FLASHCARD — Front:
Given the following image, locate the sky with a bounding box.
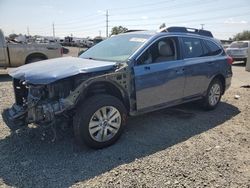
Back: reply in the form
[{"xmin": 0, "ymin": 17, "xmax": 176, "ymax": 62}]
[{"xmin": 0, "ymin": 0, "xmax": 250, "ymax": 39}]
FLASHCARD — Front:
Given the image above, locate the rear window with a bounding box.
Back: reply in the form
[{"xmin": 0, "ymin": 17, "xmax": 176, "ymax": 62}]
[
  {"xmin": 230, "ymin": 42, "xmax": 248, "ymax": 48},
  {"xmin": 182, "ymin": 37, "xmax": 204, "ymax": 58},
  {"xmin": 204, "ymin": 40, "xmax": 222, "ymax": 56}
]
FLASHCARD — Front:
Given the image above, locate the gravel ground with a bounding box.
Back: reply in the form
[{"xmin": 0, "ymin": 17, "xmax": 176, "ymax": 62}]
[{"xmin": 0, "ymin": 60, "xmax": 249, "ymax": 188}]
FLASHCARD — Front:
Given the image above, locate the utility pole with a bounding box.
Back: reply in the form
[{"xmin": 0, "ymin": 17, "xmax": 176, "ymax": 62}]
[
  {"xmin": 27, "ymin": 26, "xmax": 30, "ymax": 36},
  {"xmin": 106, "ymin": 10, "xmax": 109, "ymax": 38},
  {"xmin": 201, "ymin": 24, "xmax": 205, "ymax": 30},
  {"xmin": 99, "ymin": 30, "xmax": 102, "ymax": 37},
  {"xmin": 52, "ymin": 22, "xmax": 55, "ymax": 39}
]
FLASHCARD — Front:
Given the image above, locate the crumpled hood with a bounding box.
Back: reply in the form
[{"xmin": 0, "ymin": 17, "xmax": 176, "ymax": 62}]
[{"xmin": 9, "ymin": 57, "xmax": 117, "ymax": 84}]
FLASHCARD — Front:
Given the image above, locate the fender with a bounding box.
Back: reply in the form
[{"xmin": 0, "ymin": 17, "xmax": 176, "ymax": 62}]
[{"xmin": 61, "ymin": 67, "xmax": 133, "ymax": 112}]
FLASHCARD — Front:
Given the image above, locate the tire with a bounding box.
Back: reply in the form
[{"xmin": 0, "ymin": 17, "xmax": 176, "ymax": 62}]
[
  {"xmin": 26, "ymin": 57, "xmax": 45, "ymax": 64},
  {"xmin": 203, "ymin": 78, "xmax": 223, "ymax": 110},
  {"xmin": 73, "ymin": 94, "xmax": 127, "ymax": 149},
  {"xmin": 243, "ymin": 59, "xmax": 247, "ymax": 65}
]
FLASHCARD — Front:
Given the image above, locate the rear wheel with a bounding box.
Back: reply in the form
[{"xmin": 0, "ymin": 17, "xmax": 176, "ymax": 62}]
[
  {"xmin": 203, "ymin": 79, "xmax": 223, "ymax": 110},
  {"xmin": 73, "ymin": 94, "xmax": 127, "ymax": 149},
  {"xmin": 26, "ymin": 57, "xmax": 45, "ymax": 64}
]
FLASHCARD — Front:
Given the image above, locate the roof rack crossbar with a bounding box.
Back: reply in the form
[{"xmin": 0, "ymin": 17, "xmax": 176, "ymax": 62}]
[{"xmin": 162, "ymin": 26, "xmax": 213, "ymax": 37}]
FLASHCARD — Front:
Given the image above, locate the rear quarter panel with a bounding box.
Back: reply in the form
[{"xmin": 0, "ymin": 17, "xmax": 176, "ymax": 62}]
[
  {"xmin": 7, "ymin": 43, "xmax": 62, "ymax": 67},
  {"xmin": 204, "ymin": 55, "xmax": 232, "ymax": 94}
]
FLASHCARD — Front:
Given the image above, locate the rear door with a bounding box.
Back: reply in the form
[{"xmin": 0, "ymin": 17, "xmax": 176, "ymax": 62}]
[
  {"xmin": 181, "ymin": 37, "xmax": 223, "ymax": 98},
  {"xmin": 133, "ymin": 36, "xmax": 186, "ymax": 110}
]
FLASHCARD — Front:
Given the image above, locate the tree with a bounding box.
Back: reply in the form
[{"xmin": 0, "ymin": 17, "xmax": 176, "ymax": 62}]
[
  {"xmin": 233, "ymin": 30, "xmax": 250, "ymax": 41},
  {"xmin": 110, "ymin": 26, "xmax": 128, "ymax": 35},
  {"xmin": 9, "ymin": 33, "xmax": 18, "ymax": 40},
  {"xmin": 159, "ymin": 23, "xmax": 166, "ymax": 29}
]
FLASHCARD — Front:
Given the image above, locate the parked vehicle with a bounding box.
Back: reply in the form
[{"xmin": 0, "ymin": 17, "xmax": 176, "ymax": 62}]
[
  {"xmin": 62, "ymin": 47, "xmax": 69, "ymax": 54},
  {"xmin": 226, "ymin": 41, "xmax": 250, "ymax": 63},
  {"xmin": 0, "ymin": 29, "xmax": 62, "ymax": 68},
  {"xmin": 2, "ymin": 27, "xmax": 232, "ymax": 149}
]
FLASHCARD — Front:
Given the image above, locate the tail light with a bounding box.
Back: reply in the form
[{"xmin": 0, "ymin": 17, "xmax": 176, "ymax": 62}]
[{"xmin": 227, "ymin": 56, "xmax": 233, "ymax": 65}]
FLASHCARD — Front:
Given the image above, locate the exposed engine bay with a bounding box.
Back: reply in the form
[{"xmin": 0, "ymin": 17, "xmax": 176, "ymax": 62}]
[
  {"xmin": 4, "ymin": 77, "xmax": 75, "ymax": 129},
  {"xmin": 2, "ymin": 65, "xmax": 132, "ymax": 137},
  {"xmin": 1, "ymin": 54, "xmax": 133, "ymax": 143}
]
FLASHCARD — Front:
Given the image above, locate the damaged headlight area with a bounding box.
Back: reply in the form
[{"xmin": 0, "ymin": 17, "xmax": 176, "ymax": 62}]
[{"xmin": 2, "ymin": 78, "xmax": 75, "ymax": 131}]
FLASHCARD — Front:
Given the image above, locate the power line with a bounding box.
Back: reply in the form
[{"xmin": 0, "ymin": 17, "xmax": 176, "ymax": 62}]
[
  {"xmin": 27, "ymin": 26, "xmax": 29, "ymax": 36},
  {"xmin": 109, "ymin": 0, "xmax": 173, "ymax": 11},
  {"xmin": 52, "ymin": 22, "xmax": 55, "ymax": 38},
  {"xmin": 55, "ymin": 14, "xmax": 103, "ymax": 25},
  {"xmin": 55, "ymin": 20, "xmax": 105, "ymax": 30},
  {"xmin": 21, "ymin": 1, "xmax": 250, "ymax": 38},
  {"xmin": 110, "ymin": 3, "xmax": 248, "ymax": 22},
  {"xmin": 110, "ymin": 0, "xmax": 211, "ymax": 16},
  {"xmin": 114, "ymin": 12, "xmax": 250, "ymax": 28},
  {"xmin": 201, "ymin": 24, "xmax": 205, "ymax": 30},
  {"xmin": 106, "ymin": 10, "xmax": 109, "ymax": 37}
]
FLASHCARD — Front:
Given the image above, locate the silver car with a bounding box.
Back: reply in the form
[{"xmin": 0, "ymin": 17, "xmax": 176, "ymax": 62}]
[{"xmin": 226, "ymin": 41, "xmax": 249, "ymax": 63}]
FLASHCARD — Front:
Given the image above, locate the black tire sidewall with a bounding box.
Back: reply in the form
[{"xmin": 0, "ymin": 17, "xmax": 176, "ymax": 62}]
[
  {"xmin": 73, "ymin": 94, "xmax": 127, "ymax": 149},
  {"xmin": 26, "ymin": 57, "xmax": 44, "ymax": 64}
]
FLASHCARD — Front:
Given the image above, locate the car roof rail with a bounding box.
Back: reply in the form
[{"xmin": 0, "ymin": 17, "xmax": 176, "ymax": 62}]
[
  {"xmin": 159, "ymin": 26, "xmax": 213, "ymax": 38},
  {"xmin": 124, "ymin": 30, "xmax": 146, "ymax": 33}
]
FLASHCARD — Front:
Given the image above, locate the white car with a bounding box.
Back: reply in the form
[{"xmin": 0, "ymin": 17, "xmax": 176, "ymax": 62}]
[{"xmin": 226, "ymin": 41, "xmax": 249, "ymax": 63}]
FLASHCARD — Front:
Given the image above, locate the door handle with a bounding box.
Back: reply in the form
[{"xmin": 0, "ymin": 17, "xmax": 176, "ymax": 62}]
[
  {"xmin": 144, "ymin": 66, "xmax": 151, "ymax": 70},
  {"xmin": 208, "ymin": 61, "xmax": 215, "ymax": 65}
]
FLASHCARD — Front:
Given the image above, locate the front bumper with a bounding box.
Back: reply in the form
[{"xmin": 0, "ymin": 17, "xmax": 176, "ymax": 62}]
[
  {"xmin": 2, "ymin": 107, "xmax": 26, "ymax": 131},
  {"xmin": 2, "ymin": 99, "xmax": 67, "ymax": 131}
]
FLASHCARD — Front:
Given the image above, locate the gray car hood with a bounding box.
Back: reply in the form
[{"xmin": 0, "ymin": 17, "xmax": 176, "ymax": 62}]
[{"xmin": 9, "ymin": 57, "xmax": 117, "ymax": 84}]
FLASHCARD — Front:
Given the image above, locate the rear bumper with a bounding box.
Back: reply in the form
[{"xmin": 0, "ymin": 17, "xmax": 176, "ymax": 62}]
[
  {"xmin": 232, "ymin": 57, "xmax": 247, "ymax": 62},
  {"xmin": 225, "ymin": 76, "xmax": 232, "ymax": 91}
]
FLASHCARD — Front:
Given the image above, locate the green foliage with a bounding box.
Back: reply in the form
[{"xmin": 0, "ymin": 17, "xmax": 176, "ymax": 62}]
[
  {"xmin": 9, "ymin": 33, "xmax": 18, "ymax": 40},
  {"xmin": 110, "ymin": 26, "xmax": 128, "ymax": 35},
  {"xmin": 233, "ymin": 30, "xmax": 250, "ymax": 41},
  {"xmin": 159, "ymin": 23, "xmax": 166, "ymax": 29}
]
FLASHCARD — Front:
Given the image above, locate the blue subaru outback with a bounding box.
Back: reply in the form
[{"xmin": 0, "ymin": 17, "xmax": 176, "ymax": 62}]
[{"xmin": 3, "ymin": 27, "xmax": 233, "ymax": 148}]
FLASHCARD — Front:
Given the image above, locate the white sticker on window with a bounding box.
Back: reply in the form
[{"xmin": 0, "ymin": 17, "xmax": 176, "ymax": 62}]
[{"xmin": 130, "ymin": 38, "xmax": 147, "ymax": 43}]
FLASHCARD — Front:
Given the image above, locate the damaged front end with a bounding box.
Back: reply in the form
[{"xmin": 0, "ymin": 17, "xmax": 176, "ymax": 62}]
[{"xmin": 2, "ymin": 78, "xmax": 75, "ymax": 131}]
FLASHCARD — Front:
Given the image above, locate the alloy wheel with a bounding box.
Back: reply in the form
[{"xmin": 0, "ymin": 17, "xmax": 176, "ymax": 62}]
[
  {"xmin": 208, "ymin": 83, "xmax": 221, "ymax": 106},
  {"xmin": 88, "ymin": 106, "xmax": 121, "ymax": 142}
]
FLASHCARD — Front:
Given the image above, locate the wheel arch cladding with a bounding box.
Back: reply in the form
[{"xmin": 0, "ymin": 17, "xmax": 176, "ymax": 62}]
[
  {"xmin": 212, "ymin": 74, "xmax": 226, "ymax": 94},
  {"xmin": 83, "ymin": 81, "xmax": 130, "ymax": 111}
]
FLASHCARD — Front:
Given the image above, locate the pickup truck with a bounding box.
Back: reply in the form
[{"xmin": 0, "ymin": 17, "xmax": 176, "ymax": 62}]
[{"xmin": 0, "ymin": 29, "xmax": 62, "ymax": 68}]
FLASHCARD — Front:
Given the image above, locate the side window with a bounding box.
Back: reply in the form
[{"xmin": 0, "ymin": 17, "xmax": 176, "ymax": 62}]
[
  {"xmin": 205, "ymin": 40, "xmax": 222, "ymax": 56},
  {"xmin": 137, "ymin": 37, "xmax": 178, "ymax": 65},
  {"xmin": 182, "ymin": 37, "xmax": 204, "ymax": 58}
]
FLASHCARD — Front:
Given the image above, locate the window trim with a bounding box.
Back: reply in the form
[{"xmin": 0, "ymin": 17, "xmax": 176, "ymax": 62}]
[
  {"xmin": 203, "ymin": 39, "xmax": 223, "ymax": 56},
  {"xmin": 135, "ymin": 36, "xmax": 181, "ymax": 66},
  {"xmin": 181, "ymin": 37, "xmax": 207, "ymax": 59},
  {"xmin": 180, "ymin": 36, "xmax": 223, "ymax": 60}
]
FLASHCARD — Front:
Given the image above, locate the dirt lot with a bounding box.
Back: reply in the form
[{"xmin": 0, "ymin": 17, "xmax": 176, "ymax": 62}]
[{"xmin": 0, "ymin": 60, "xmax": 249, "ymax": 187}]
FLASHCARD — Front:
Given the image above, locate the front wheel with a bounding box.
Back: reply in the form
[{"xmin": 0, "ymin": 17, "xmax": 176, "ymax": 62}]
[
  {"xmin": 73, "ymin": 94, "xmax": 127, "ymax": 149},
  {"xmin": 203, "ymin": 79, "xmax": 223, "ymax": 110}
]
